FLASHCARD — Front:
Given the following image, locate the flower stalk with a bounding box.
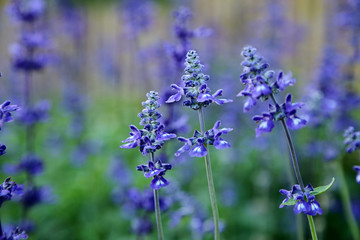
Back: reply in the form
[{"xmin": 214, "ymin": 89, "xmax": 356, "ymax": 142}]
[
  {"xmin": 198, "ymin": 108, "xmax": 220, "ymax": 239},
  {"xmin": 151, "ymin": 152, "xmax": 164, "ymax": 240}
]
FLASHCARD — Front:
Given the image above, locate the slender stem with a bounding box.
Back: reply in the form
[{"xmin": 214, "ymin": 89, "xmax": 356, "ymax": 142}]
[
  {"xmin": 336, "ymin": 159, "xmax": 360, "ymax": 240},
  {"xmin": 279, "ymin": 119, "xmax": 304, "ymax": 189},
  {"xmin": 270, "ymin": 94, "xmax": 318, "ymax": 239},
  {"xmin": 198, "ymin": 108, "xmax": 220, "ymax": 240},
  {"xmin": 150, "ymin": 152, "xmax": 164, "ymax": 240},
  {"xmin": 307, "ymin": 216, "xmax": 318, "ymax": 240}
]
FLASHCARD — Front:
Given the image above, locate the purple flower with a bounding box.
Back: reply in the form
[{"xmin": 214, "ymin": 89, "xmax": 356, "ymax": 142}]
[
  {"xmin": 165, "ymin": 84, "xmax": 184, "ymax": 103},
  {"xmin": 0, "ymin": 177, "xmax": 23, "ymax": 208},
  {"xmin": 293, "ymin": 197, "xmax": 310, "ymax": 215},
  {"xmin": 121, "ymin": 91, "xmax": 176, "ymax": 156},
  {"xmin": 120, "ymin": 125, "xmax": 142, "ymax": 149},
  {"xmin": 0, "ymin": 144, "xmax": 7, "ymax": 156},
  {"xmin": 167, "ymin": 50, "xmax": 232, "ymax": 110},
  {"xmin": 205, "ymin": 121, "xmax": 233, "ymax": 149},
  {"xmin": 253, "ymin": 113, "xmax": 275, "ymax": 137},
  {"xmin": 5, "ymin": 154, "xmax": 43, "ymax": 176},
  {"xmin": 7, "ymin": 0, "xmax": 45, "ymax": 22},
  {"xmin": 279, "ymin": 185, "xmax": 301, "ymax": 208},
  {"xmin": 17, "ymin": 100, "xmax": 50, "ymax": 126},
  {"xmin": 279, "ymin": 183, "xmax": 323, "ymax": 216},
  {"xmin": 189, "ymin": 138, "xmax": 207, "ymax": 157},
  {"xmin": 0, "ymin": 100, "xmax": 19, "ymax": 130},
  {"xmin": 354, "ymin": 166, "xmax": 360, "ymax": 184},
  {"xmin": 344, "ymin": 126, "xmax": 360, "ymax": 153},
  {"xmin": 175, "ymin": 137, "xmax": 192, "ymax": 157},
  {"xmin": 282, "ymin": 94, "xmax": 307, "ymax": 130},
  {"xmin": 305, "ymin": 193, "xmax": 323, "ymax": 216},
  {"xmin": 273, "ymin": 71, "xmax": 296, "ymax": 91},
  {"xmin": 137, "ymin": 160, "xmax": 172, "ymax": 190},
  {"xmin": 0, "ymin": 227, "xmax": 28, "ymax": 240}
]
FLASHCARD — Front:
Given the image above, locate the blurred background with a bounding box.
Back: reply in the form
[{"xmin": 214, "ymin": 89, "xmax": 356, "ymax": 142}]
[{"xmin": 0, "ymin": 0, "xmax": 359, "ymax": 239}]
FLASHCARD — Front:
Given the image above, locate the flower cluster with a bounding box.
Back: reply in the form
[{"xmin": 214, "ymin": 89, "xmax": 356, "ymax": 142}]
[
  {"xmin": 121, "ymin": 91, "xmax": 176, "ymax": 156},
  {"xmin": 18, "ymin": 100, "xmax": 50, "ymax": 126},
  {"xmin": 0, "ymin": 100, "xmax": 20, "ymax": 131},
  {"xmin": 137, "ymin": 160, "xmax": 172, "ymax": 190},
  {"xmin": 280, "ymin": 184, "xmax": 323, "ymax": 216},
  {"xmin": 344, "ymin": 126, "xmax": 360, "ymax": 184},
  {"xmin": 344, "ymin": 126, "xmax": 360, "ymax": 153},
  {"xmin": 166, "ymin": 7, "xmax": 212, "ymax": 69},
  {"xmin": 0, "ymin": 227, "xmax": 28, "ymax": 240},
  {"xmin": 0, "ymin": 177, "xmax": 23, "ymax": 208},
  {"xmin": 121, "ymin": 91, "xmax": 175, "ymax": 190},
  {"xmin": 175, "ymin": 121, "xmax": 232, "ymax": 158},
  {"xmin": 238, "ymin": 46, "xmax": 306, "ymax": 137},
  {"xmin": 166, "ymin": 50, "xmax": 232, "ymax": 110},
  {"xmin": 8, "ymin": 0, "xmax": 47, "ymax": 72}
]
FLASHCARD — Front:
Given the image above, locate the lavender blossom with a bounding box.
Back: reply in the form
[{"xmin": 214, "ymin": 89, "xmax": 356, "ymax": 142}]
[
  {"xmin": 354, "ymin": 166, "xmax": 360, "ymax": 184},
  {"xmin": 0, "ymin": 101, "xmax": 20, "ymax": 130},
  {"xmin": 0, "ymin": 227, "xmax": 28, "ymax": 240},
  {"xmin": 121, "ymin": 91, "xmax": 176, "ymax": 157},
  {"xmin": 0, "ymin": 178, "xmax": 23, "ymax": 208},
  {"xmin": 238, "ymin": 46, "xmax": 306, "ymax": 136},
  {"xmin": 166, "ymin": 50, "xmax": 232, "ymax": 109},
  {"xmin": 166, "ymin": 7, "xmax": 212, "ymax": 70},
  {"xmin": 120, "ymin": 91, "xmax": 176, "ymax": 239},
  {"xmin": 344, "ymin": 126, "xmax": 360, "ymax": 153},
  {"xmin": 279, "ymin": 184, "xmax": 323, "ymax": 216},
  {"xmin": 167, "ymin": 50, "xmax": 231, "ymax": 239}
]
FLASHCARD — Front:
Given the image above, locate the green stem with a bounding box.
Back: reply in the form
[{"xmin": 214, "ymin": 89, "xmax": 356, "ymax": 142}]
[
  {"xmin": 336, "ymin": 159, "xmax": 360, "ymax": 240},
  {"xmin": 150, "ymin": 152, "xmax": 164, "ymax": 240},
  {"xmin": 269, "ymin": 94, "xmax": 318, "ymax": 239},
  {"xmin": 307, "ymin": 216, "xmax": 318, "ymax": 240},
  {"xmin": 198, "ymin": 108, "xmax": 220, "ymax": 240}
]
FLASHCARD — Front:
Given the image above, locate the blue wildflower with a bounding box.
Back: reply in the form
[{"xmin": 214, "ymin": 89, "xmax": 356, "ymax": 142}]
[
  {"xmin": 0, "ymin": 227, "xmax": 28, "ymax": 240},
  {"xmin": 137, "ymin": 160, "xmax": 171, "ymax": 190},
  {"xmin": 238, "ymin": 46, "xmax": 307, "ymax": 136},
  {"xmin": 0, "ymin": 101, "xmax": 19, "ymax": 130},
  {"xmin": 120, "ymin": 91, "xmax": 176, "ymax": 156},
  {"xmin": 344, "ymin": 126, "xmax": 360, "ymax": 153},
  {"xmin": 166, "ymin": 50, "xmax": 232, "ymax": 110},
  {"xmin": 175, "ymin": 121, "xmax": 232, "ymax": 157},
  {"xmin": 0, "ymin": 177, "xmax": 23, "ymax": 208},
  {"xmin": 279, "ymin": 183, "xmax": 323, "ymax": 216},
  {"xmin": 354, "ymin": 166, "xmax": 360, "ymax": 184}
]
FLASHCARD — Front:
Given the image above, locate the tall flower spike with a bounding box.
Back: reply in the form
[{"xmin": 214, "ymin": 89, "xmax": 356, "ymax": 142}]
[
  {"xmin": 166, "ymin": 50, "xmax": 232, "ymax": 109},
  {"xmin": 167, "ymin": 50, "xmax": 232, "ymax": 239},
  {"xmin": 238, "ymin": 46, "xmax": 306, "ymax": 136},
  {"xmin": 121, "ymin": 91, "xmax": 176, "ymax": 156}
]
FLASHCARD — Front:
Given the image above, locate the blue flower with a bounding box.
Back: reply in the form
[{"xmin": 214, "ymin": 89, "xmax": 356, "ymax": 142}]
[
  {"xmin": 121, "ymin": 91, "xmax": 176, "ymax": 155},
  {"xmin": 1, "ymin": 227, "xmax": 28, "ymax": 240},
  {"xmin": 166, "ymin": 50, "xmax": 232, "ymax": 110},
  {"xmin": 344, "ymin": 126, "xmax": 360, "ymax": 153},
  {"xmin": 189, "ymin": 138, "xmax": 207, "ymax": 157},
  {"xmin": 0, "ymin": 177, "xmax": 23, "ymax": 208},
  {"xmin": 353, "ymin": 166, "xmax": 360, "ymax": 184},
  {"xmin": 205, "ymin": 121, "xmax": 232, "ymax": 149},
  {"xmin": 279, "ymin": 183, "xmax": 323, "ymax": 216},
  {"xmin": 252, "ymin": 113, "xmax": 275, "ymax": 137},
  {"xmin": 0, "ymin": 144, "xmax": 7, "ymax": 156},
  {"xmin": 137, "ymin": 160, "xmax": 171, "ymax": 190},
  {"xmin": 0, "ymin": 100, "xmax": 19, "ymax": 130},
  {"xmin": 282, "ymin": 94, "xmax": 307, "ymax": 130},
  {"xmin": 273, "ymin": 71, "xmax": 296, "ymax": 91}
]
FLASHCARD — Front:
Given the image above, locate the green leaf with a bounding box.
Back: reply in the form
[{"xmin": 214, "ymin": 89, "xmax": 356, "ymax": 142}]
[
  {"xmin": 310, "ymin": 177, "xmax": 335, "ymax": 196},
  {"xmin": 280, "ymin": 198, "xmax": 297, "ymax": 207}
]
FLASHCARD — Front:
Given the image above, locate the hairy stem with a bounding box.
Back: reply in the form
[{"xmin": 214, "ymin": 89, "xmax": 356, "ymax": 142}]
[
  {"xmin": 198, "ymin": 108, "xmax": 220, "ymax": 240},
  {"xmin": 336, "ymin": 159, "xmax": 360, "ymax": 240},
  {"xmin": 150, "ymin": 152, "xmax": 164, "ymax": 240}
]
